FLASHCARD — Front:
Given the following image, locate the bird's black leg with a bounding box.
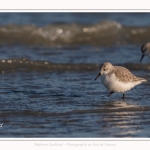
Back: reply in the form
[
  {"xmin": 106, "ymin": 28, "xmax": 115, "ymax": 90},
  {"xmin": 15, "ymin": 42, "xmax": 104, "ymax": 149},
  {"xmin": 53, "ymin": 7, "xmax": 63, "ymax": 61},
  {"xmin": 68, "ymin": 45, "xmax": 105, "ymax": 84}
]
[
  {"xmin": 108, "ymin": 91, "xmax": 114, "ymax": 97},
  {"xmin": 122, "ymin": 93, "xmax": 125, "ymax": 101}
]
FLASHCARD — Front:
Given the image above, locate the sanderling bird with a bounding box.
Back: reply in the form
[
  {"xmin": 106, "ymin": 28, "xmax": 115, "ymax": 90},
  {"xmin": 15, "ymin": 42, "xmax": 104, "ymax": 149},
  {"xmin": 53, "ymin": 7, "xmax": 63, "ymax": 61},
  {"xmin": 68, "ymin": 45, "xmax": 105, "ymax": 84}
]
[
  {"xmin": 140, "ymin": 42, "xmax": 150, "ymax": 62},
  {"xmin": 95, "ymin": 62, "xmax": 147, "ymax": 100}
]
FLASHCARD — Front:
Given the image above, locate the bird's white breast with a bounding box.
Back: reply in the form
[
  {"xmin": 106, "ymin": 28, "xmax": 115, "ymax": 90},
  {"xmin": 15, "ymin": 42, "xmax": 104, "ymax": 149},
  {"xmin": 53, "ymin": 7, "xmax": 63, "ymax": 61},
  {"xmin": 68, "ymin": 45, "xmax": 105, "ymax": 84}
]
[{"xmin": 100, "ymin": 73, "xmax": 140, "ymax": 93}]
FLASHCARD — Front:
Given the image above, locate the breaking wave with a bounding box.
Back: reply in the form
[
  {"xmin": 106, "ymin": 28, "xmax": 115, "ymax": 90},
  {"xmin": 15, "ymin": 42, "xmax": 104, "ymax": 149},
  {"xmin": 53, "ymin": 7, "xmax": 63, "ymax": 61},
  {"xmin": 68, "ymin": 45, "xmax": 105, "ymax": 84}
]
[{"xmin": 0, "ymin": 20, "xmax": 149, "ymax": 47}]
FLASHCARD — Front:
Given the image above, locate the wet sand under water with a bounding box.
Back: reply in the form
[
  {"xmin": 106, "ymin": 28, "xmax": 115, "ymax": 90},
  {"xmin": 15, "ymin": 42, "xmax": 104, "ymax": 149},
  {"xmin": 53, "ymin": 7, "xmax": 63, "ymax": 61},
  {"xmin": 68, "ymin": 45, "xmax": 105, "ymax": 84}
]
[
  {"xmin": 0, "ymin": 45, "xmax": 149, "ymax": 137},
  {"xmin": 0, "ymin": 47, "xmax": 149, "ymax": 138},
  {"xmin": 0, "ymin": 70, "xmax": 150, "ymax": 137}
]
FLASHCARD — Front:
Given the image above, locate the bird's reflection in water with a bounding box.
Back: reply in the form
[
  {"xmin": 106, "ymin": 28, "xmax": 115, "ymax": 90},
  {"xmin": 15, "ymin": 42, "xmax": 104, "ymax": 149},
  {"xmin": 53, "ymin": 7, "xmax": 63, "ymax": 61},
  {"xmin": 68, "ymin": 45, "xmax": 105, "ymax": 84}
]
[
  {"xmin": 99, "ymin": 100, "xmax": 143, "ymax": 137},
  {"xmin": 103, "ymin": 99, "xmax": 139, "ymax": 109}
]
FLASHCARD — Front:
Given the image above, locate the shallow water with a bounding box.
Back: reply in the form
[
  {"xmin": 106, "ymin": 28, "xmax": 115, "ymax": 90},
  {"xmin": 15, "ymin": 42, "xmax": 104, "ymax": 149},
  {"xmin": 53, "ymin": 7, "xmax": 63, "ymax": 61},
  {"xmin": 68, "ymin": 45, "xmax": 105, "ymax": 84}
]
[{"xmin": 0, "ymin": 13, "xmax": 150, "ymax": 137}]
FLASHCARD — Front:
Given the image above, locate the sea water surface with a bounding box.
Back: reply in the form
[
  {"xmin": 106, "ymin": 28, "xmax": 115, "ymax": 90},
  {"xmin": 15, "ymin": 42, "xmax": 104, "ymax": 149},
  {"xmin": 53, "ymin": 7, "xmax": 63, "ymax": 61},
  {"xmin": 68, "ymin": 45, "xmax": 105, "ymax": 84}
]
[{"xmin": 0, "ymin": 13, "xmax": 150, "ymax": 137}]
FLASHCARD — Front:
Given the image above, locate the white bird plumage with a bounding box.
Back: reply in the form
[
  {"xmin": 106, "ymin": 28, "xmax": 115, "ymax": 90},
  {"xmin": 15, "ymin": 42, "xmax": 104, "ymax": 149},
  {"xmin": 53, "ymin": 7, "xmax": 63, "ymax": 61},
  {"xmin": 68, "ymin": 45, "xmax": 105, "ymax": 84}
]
[{"xmin": 95, "ymin": 62, "xmax": 147, "ymax": 100}]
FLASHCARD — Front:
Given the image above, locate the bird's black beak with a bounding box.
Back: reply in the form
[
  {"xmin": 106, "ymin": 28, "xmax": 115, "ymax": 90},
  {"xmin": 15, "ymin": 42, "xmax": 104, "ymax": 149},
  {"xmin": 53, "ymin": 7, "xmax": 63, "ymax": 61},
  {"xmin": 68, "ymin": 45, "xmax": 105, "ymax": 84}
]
[
  {"xmin": 95, "ymin": 72, "xmax": 101, "ymax": 80},
  {"xmin": 140, "ymin": 54, "xmax": 144, "ymax": 62}
]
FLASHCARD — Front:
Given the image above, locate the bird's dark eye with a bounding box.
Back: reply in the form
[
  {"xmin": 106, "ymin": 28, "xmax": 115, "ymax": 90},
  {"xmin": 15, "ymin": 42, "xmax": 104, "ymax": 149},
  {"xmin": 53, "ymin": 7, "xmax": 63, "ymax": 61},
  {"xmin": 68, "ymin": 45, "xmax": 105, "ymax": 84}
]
[{"xmin": 103, "ymin": 68, "xmax": 106, "ymax": 71}]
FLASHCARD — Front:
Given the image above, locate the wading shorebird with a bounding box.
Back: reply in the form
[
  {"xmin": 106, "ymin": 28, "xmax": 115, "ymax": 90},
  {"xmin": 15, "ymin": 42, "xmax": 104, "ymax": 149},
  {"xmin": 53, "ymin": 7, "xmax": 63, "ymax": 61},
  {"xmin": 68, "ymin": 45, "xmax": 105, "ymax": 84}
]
[
  {"xmin": 95, "ymin": 62, "xmax": 147, "ymax": 100},
  {"xmin": 140, "ymin": 43, "xmax": 150, "ymax": 62}
]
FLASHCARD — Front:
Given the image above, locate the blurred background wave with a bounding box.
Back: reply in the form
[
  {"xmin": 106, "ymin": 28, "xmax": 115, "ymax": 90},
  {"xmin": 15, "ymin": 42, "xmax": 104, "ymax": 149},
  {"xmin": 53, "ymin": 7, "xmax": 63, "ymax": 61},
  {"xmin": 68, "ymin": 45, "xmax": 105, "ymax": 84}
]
[{"xmin": 0, "ymin": 13, "xmax": 150, "ymax": 47}]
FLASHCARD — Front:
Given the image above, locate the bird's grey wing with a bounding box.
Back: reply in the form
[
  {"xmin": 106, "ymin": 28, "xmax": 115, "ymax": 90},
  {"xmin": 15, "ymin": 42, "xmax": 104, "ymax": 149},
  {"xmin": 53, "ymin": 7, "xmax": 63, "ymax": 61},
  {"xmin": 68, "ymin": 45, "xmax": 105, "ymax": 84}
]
[{"xmin": 113, "ymin": 66, "xmax": 140, "ymax": 83}]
